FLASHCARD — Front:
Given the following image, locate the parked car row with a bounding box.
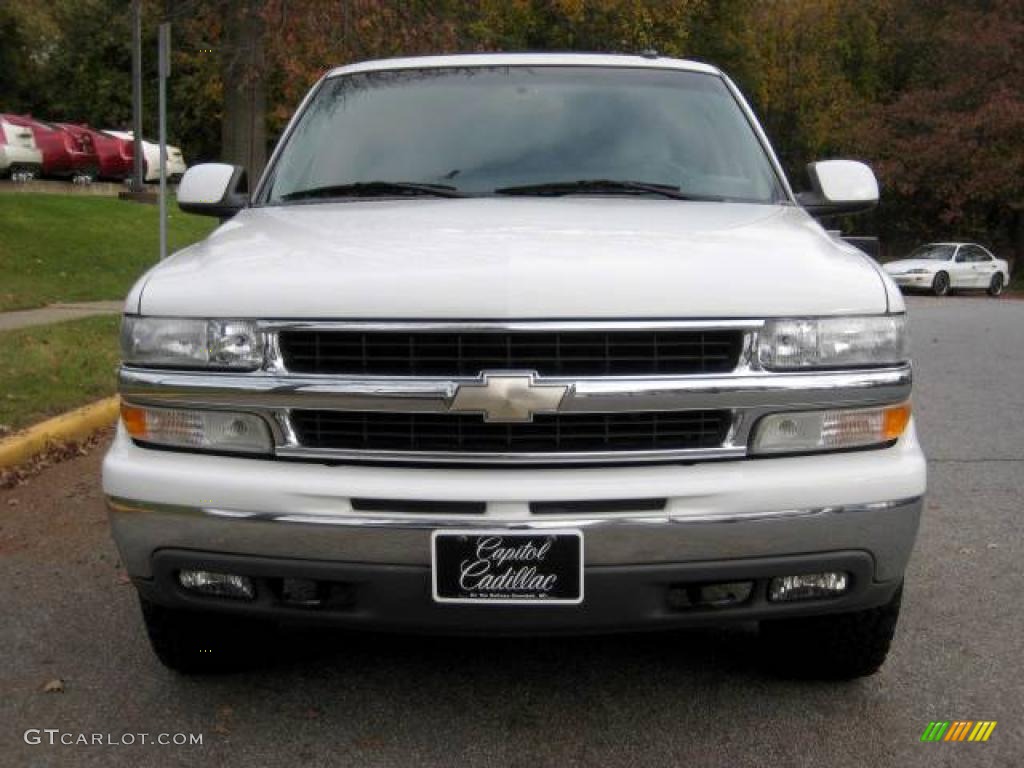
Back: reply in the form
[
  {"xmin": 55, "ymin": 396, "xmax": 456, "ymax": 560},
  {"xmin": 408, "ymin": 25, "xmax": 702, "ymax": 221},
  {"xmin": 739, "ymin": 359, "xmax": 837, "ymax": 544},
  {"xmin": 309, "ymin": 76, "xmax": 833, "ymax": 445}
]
[
  {"xmin": 0, "ymin": 113, "xmax": 186, "ymax": 183},
  {"xmin": 884, "ymin": 242, "xmax": 1010, "ymax": 297}
]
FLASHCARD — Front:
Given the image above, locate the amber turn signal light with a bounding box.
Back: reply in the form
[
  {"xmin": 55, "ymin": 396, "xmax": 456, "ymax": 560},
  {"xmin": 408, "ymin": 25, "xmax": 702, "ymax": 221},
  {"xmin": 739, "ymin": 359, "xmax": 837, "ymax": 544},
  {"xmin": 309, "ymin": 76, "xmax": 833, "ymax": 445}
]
[
  {"xmin": 883, "ymin": 403, "xmax": 912, "ymax": 441},
  {"xmin": 120, "ymin": 403, "xmax": 148, "ymax": 439}
]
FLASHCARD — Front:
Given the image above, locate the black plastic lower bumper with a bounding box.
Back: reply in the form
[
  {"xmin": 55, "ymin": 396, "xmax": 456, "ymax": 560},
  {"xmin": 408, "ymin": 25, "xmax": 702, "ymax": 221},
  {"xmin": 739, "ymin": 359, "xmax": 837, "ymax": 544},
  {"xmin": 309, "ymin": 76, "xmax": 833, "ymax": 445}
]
[{"xmin": 136, "ymin": 549, "xmax": 901, "ymax": 635}]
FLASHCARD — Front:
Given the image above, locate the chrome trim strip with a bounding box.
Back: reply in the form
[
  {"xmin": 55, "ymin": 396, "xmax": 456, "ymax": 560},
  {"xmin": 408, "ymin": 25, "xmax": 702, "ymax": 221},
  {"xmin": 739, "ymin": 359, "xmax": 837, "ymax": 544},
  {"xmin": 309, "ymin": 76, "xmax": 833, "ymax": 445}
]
[
  {"xmin": 257, "ymin": 318, "xmax": 766, "ymax": 333},
  {"xmin": 273, "ymin": 445, "xmax": 748, "ymax": 465},
  {"xmin": 119, "ymin": 366, "xmax": 912, "ymax": 414},
  {"xmin": 108, "ymin": 496, "xmax": 921, "ymax": 528}
]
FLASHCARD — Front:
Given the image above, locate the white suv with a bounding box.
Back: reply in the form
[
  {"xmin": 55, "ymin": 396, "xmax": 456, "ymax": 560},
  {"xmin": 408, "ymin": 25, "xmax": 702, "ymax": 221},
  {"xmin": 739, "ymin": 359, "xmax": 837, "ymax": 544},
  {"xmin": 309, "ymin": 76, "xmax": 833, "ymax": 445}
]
[{"xmin": 103, "ymin": 53, "xmax": 925, "ymax": 678}]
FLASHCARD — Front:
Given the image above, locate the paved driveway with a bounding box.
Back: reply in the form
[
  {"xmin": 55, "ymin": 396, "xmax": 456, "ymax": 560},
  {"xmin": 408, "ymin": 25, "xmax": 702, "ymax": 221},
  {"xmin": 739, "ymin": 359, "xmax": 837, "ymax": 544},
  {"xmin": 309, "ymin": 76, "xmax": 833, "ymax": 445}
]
[{"xmin": 1, "ymin": 296, "xmax": 1022, "ymax": 767}]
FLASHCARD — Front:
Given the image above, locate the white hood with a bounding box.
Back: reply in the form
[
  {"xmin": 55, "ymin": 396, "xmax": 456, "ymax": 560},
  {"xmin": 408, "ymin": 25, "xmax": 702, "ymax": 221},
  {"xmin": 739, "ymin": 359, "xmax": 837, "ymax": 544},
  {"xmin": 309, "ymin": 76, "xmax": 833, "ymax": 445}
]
[{"xmin": 133, "ymin": 198, "xmax": 890, "ymax": 318}]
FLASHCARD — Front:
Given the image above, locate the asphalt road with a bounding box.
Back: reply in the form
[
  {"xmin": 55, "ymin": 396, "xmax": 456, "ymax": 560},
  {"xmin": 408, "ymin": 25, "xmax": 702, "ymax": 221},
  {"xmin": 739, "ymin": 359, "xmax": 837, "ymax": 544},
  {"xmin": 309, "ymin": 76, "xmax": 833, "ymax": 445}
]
[{"xmin": 2, "ymin": 295, "xmax": 1022, "ymax": 767}]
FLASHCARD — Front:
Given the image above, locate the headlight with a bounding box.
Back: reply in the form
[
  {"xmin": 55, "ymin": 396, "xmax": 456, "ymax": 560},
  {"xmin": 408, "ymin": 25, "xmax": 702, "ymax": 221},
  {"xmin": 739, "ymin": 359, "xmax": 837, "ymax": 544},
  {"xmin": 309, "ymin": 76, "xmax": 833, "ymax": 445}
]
[
  {"xmin": 751, "ymin": 403, "xmax": 911, "ymax": 455},
  {"xmin": 757, "ymin": 315, "xmax": 908, "ymax": 369},
  {"xmin": 121, "ymin": 404, "xmax": 273, "ymax": 454},
  {"xmin": 121, "ymin": 317, "xmax": 264, "ymax": 370}
]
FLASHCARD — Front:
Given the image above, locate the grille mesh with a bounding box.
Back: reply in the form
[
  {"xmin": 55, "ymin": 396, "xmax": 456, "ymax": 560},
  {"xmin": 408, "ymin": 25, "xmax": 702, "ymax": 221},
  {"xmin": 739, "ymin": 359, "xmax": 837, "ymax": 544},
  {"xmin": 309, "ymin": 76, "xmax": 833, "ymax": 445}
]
[
  {"xmin": 279, "ymin": 329, "xmax": 742, "ymax": 377},
  {"xmin": 290, "ymin": 410, "xmax": 731, "ymax": 454}
]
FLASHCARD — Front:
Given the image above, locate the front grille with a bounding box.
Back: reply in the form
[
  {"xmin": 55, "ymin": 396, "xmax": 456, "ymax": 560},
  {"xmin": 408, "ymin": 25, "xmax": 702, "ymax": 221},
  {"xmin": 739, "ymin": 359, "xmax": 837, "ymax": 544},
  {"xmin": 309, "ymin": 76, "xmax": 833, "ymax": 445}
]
[
  {"xmin": 278, "ymin": 329, "xmax": 743, "ymax": 377},
  {"xmin": 290, "ymin": 410, "xmax": 730, "ymax": 454}
]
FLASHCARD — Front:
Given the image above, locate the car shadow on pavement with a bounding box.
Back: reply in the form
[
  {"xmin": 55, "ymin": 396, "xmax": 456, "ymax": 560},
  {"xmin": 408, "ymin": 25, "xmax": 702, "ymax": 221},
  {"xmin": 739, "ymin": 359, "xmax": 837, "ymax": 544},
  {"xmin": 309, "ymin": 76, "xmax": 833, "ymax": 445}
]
[{"xmin": 220, "ymin": 622, "xmax": 787, "ymax": 687}]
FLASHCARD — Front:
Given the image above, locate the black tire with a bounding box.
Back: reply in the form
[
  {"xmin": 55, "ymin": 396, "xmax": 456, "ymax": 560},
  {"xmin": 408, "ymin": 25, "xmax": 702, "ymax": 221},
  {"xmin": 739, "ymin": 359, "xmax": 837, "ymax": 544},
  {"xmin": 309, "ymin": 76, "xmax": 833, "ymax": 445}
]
[
  {"xmin": 759, "ymin": 584, "xmax": 903, "ymax": 680},
  {"xmin": 139, "ymin": 597, "xmax": 275, "ymax": 674},
  {"xmin": 988, "ymin": 273, "xmax": 1004, "ymax": 297},
  {"xmin": 932, "ymin": 271, "xmax": 950, "ymax": 296}
]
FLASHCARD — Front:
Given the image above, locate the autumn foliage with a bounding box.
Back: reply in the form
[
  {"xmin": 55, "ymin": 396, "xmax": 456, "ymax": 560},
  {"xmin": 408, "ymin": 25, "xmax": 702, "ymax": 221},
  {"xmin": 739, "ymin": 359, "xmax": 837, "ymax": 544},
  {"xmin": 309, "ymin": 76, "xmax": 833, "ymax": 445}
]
[{"xmin": 1, "ymin": 0, "xmax": 1022, "ymax": 263}]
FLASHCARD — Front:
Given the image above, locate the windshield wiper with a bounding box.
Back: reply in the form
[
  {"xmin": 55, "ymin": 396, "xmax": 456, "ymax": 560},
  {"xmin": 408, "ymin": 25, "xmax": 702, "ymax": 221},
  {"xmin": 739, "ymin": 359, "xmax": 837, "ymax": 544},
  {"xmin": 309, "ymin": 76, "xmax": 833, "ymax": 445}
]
[
  {"xmin": 494, "ymin": 179, "xmax": 724, "ymax": 201},
  {"xmin": 280, "ymin": 181, "xmax": 465, "ymax": 201}
]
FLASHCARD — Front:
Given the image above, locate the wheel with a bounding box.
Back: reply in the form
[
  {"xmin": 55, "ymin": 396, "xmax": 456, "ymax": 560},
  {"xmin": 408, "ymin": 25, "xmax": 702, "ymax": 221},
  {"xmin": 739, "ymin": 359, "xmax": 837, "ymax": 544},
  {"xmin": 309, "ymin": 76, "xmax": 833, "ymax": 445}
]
[
  {"xmin": 931, "ymin": 271, "xmax": 950, "ymax": 296},
  {"xmin": 759, "ymin": 584, "xmax": 903, "ymax": 680},
  {"xmin": 9, "ymin": 164, "xmax": 38, "ymax": 182},
  {"xmin": 988, "ymin": 273, "xmax": 1004, "ymax": 296},
  {"xmin": 139, "ymin": 597, "xmax": 275, "ymax": 674}
]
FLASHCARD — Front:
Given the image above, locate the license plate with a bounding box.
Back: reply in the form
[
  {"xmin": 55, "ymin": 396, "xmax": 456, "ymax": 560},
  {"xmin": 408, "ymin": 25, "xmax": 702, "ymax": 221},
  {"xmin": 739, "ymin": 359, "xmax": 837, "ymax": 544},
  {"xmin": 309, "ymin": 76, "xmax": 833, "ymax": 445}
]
[{"xmin": 431, "ymin": 530, "xmax": 583, "ymax": 604}]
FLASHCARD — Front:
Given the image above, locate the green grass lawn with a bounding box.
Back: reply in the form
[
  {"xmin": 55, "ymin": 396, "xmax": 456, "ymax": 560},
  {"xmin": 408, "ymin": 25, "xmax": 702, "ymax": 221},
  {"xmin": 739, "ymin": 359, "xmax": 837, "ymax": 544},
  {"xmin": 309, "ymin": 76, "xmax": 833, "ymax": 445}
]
[
  {"xmin": 0, "ymin": 194, "xmax": 217, "ymax": 312},
  {"xmin": 0, "ymin": 315, "xmax": 120, "ymax": 432}
]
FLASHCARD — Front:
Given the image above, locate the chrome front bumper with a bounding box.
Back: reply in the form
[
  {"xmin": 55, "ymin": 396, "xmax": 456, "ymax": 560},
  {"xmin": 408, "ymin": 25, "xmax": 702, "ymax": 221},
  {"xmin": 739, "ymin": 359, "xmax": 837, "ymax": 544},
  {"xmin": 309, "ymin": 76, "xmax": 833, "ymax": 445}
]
[
  {"xmin": 111, "ymin": 492, "xmax": 920, "ymax": 633},
  {"xmin": 108, "ymin": 494, "xmax": 922, "ymax": 584}
]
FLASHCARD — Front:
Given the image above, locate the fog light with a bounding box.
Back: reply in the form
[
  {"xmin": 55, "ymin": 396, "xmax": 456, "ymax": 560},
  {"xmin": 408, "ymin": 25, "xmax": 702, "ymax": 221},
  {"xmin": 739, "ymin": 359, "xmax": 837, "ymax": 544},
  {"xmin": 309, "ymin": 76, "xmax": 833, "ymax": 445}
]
[
  {"xmin": 178, "ymin": 569, "xmax": 255, "ymax": 600},
  {"xmin": 281, "ymin": 578, "xmax": 321, "ymax": 607},
  {"xmin": 668, "ymin": 581, "xmax": 753, "ymax": 610},
  {"xmin": 768, "ymin": 572, "xmax": 849, "ymax": 602}
]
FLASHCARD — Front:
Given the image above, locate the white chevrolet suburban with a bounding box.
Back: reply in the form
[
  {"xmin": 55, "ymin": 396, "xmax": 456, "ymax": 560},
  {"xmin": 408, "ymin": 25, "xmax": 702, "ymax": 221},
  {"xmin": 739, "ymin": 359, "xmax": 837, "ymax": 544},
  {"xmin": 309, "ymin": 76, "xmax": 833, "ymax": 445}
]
[{"xmin": 102, "ymin": 53, "xmax": 925, "ymax": 678}]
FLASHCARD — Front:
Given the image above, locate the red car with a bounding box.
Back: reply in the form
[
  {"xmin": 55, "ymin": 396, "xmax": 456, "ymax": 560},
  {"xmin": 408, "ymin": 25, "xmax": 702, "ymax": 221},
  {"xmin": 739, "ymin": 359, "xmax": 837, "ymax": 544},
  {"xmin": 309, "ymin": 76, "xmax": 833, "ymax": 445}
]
[
  {"xmin": 58, "ymin": 124, "xmax": 135, "ymax": 181},
  {"xmin": 1, "ymin": 114, "xmax": 100, "ymax": 181}
]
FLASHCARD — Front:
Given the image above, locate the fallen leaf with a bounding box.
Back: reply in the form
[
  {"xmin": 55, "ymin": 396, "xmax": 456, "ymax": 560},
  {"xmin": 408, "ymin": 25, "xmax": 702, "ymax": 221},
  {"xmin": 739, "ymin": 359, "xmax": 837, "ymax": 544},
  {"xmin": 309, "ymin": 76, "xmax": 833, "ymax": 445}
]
[
  {"xmin": 0, "ymin": 429, "xmax": 111, "ymax": 490},
  {"xmin": 214, "ymin": 704, "xmax": 234, "ymax": 735},
  {"xmin": 42, "ymin": 679, "xmax": 64, "ymax": 693}
]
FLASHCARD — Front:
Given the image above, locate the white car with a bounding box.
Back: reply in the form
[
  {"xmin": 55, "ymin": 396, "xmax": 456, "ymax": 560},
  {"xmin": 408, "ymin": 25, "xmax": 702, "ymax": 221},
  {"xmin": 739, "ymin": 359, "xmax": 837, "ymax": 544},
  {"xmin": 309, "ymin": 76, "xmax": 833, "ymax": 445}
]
[
  {"xmin": 0, "ymin": 119, "xmax": 43, "ymax": 180},
  {"xmin": 884, "ymin": 242, "xmax": 1010, "ymax": 296},
  {"xmin": 104, "ymin": 53, "xmax": 925, "ymax": 680},
  {"xmin": 104, "ymin": 130, "xmax": 187, "ymax": 182}
]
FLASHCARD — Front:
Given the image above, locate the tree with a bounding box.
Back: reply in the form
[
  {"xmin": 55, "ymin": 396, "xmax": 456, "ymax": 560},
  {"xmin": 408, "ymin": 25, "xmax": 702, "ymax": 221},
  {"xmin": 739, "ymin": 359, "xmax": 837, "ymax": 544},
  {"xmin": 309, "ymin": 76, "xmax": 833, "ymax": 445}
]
[
  {"xmin": 852, "ymin": 0, "xmax": 1024, "ymax": 264},
  {"xmin": 220, "ymin": 0, "xmax": 267, "ymax": 181},
  {"xmin": 3, "ymin": 0, "xmax": 1021, "ymax": 265}
]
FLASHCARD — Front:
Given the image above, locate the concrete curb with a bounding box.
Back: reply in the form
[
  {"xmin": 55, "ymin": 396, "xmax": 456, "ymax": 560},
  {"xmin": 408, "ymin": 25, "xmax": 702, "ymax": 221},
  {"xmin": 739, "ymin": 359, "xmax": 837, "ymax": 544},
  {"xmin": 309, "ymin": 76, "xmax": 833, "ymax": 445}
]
[{"xmin": 0, "ymin": 396, "xmax": 119, "ymax": 470}]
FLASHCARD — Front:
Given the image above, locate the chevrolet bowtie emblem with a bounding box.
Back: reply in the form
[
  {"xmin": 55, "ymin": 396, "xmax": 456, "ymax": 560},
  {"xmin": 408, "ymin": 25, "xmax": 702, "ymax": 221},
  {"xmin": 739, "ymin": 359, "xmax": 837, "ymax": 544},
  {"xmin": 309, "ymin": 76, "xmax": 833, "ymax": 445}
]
[{"xmin": 448, "ymin": 373, "xmax": 570, "ymax": 423}]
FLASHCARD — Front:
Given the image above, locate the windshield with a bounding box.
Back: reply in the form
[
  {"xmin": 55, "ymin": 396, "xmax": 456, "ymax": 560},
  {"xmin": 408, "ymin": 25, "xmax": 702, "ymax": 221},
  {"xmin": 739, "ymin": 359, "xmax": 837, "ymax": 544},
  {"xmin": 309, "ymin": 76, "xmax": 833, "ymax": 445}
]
[
  {"xmin": 907, "ymin": 244, "xmax": 956, "ymax": 261},
  {"xmin": 261, "ymin": 66, "xmax": 785, "ymax": 204}
]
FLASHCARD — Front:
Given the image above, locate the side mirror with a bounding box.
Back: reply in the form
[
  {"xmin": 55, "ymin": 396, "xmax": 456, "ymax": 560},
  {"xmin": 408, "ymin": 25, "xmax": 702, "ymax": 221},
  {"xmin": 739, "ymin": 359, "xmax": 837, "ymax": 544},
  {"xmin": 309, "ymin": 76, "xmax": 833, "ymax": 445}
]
[
  {"xmin": 796, "ymin": 160, "xmax": 878, "ymax": 216},
  {"xmin": 177, "ymin": 163, "xmax": 248, "ymax": 218}
]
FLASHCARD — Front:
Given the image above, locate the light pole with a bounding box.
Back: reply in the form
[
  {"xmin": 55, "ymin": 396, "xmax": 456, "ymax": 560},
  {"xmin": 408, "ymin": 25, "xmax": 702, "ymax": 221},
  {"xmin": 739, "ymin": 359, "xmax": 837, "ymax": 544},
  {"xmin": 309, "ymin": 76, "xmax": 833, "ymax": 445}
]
[
  {"xmin": 158, "ymin": 22, "xmax": 170, "ymax": 260},
  {"xmin": 131, "ymin": 0, "xmax": 144, "ymax": 193}
]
